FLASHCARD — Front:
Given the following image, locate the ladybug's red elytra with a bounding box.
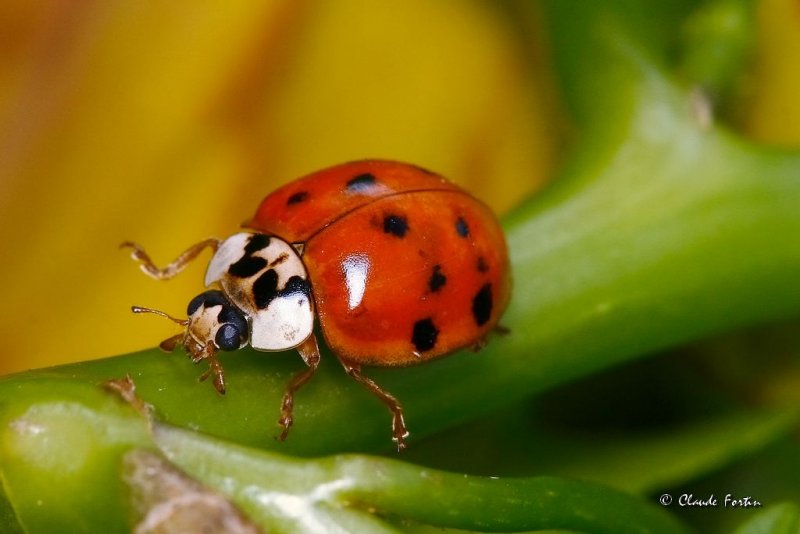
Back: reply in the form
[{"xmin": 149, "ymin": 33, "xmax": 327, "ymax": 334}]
[{"xmin": 123, "ymin": 160, "xmax": 510, "ymax": 449}]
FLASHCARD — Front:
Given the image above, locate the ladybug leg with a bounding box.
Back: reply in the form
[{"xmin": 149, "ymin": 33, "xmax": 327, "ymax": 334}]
[
  {"xmin": 494, "ymin": 324, "xmax": 511, "ymax": 336},
  {"xmin": 121, "ymin": 238, "xmax": 220, "ymax": 280},
  {"xmin": 278, "ymin": 335, "xmax": 321, "ymax": 441},
  {"xmin": 472, "ymin": 324, "xmax": 511, "ymax": 351},
  {"xmin": 158, "ymin": 333, "xmax": 185, "ymax": 352},
  {"xmin": 196, "ymin": 344, "xmax": 227, "ymax": 395},
  {"xmin": 471, "ymin": 336, "xmax": 489, "ymax": 352},
  {"xmin": 338, "ymin": 358, "xmax": 409, "ymax": 451}
]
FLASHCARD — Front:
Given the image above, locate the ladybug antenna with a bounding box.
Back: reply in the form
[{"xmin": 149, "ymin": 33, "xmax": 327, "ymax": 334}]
[{"xmin": 131, "ymin": 305, "xmax": 189, "ymax": 326}]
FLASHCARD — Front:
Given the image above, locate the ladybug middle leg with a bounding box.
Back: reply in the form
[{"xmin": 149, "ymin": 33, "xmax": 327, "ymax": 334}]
[
  {"xmin": 338, "ymin": 358, "xmax": 409, "ymax": 451},
  {"xmin": 278, "ymin": 334, "xmax": 321, "ymax": 441},
  {"xmin": 121, "ymin": 238, "xmax": 220, "ymax": 280}
]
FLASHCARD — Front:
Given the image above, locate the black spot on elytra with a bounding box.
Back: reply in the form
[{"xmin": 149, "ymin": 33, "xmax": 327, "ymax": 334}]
[
  {"xmin": 412, "ymin": 318, "xmax": 439, "ymax": 352},
  {"xmin": 244, "ymin": 233, "xmax": 270, "ymax": 255},
  {"xmin": 252, "ymin": 270, "xmax": 311, "ymax": 310},
  {"xmin": 476, "ymin": 256, "xmax": 489, "ymax": 273},
  {"xmin": 383, "ymin": 214, "xmax": 408, "ymax": 237},
  {"xmin": 472, "ymin": 283, "xmax": 493, "ymax": 326},
  {"xmin": 287, "ymin": 191, "xmax": 308, "ymax": 205},
  {"xmin": 455, "ymin": 217, "xmax": 470, "ymax": 238},
  {"xmin": 428, "ymin": 264, "xmax": 447, "ymax": 293},
  {"xmin": 346, "ymin": 173, "xmax": 377, "ymax": 192},
  {"xmin": 228, "ymin": 255, "xmax": 268, "ymax": 278}
]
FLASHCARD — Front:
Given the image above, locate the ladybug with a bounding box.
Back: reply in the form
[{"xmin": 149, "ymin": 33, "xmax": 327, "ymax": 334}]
[{"xmin": 123, "ymin": 160, "xmax": 510, "ymax": 449}]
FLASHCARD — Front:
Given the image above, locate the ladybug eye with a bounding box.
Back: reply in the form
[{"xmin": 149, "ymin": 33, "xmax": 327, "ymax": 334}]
[{"xmin": 215, "ymin": 323, "xmax": 242, "ymax": 351}]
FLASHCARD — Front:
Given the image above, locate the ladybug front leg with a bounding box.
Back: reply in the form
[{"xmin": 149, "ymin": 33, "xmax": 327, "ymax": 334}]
[
  {"xmin": 158, "ymin": 332, "xmax": 186, "ymax": 352},
  {"xmin": 278, "ymin": 334, "xmax": 321, "ymax": 441},
  {"xmin": 195, "ymin": 344, "xmax": 227, "ymax": 395},
  {"xmin": 338, "ymin": 358, "xmax": 409, "ymax": 451},
  {"xmin": 121, "ymin": 238, "xmax": 220, "ymax": 280}
]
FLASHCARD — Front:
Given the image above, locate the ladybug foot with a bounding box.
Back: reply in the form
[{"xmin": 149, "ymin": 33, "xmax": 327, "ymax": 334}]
[
  {"xmin": 197, "ymin": 356, "xmax": 226, "ymax": 395},
  {"xmin": 277, "ymin": 394, "xmax": 295, "ymax": 441},
  {"xmin": 277, "ymin": 415, "xmax": 293, "ymax": 441},
  {"xmin": 392, "ymin": 413, "xmax": 410, "ymax": 451},
  {"xmin": 340, "ymin": 360, "xmax": 410, "ymax": 450},
  {"xmin": 470, "ymin": 336, "xmax": 489, "ymax": 352}
]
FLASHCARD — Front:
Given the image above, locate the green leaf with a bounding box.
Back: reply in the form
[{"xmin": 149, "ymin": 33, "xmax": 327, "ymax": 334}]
[
  {"xmin": 677, "ymin": 0, "xmax": 756, "ymax": 102},
  {"xmin": 733, "ymin": 503, "xmax": 800, "ymax": 534},
  {"xmin": 544, "ymin": 408, "xmax": 800, "ymax": 494}
]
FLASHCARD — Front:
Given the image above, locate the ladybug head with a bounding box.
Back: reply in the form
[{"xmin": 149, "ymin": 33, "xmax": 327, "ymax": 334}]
[
  {"xmin": 185, "ymin": 290, "xmax": 249, "ymax": 352},
  {"xmin": 132, "ymin": 290, "xmax": 249, "ymax": 358}
]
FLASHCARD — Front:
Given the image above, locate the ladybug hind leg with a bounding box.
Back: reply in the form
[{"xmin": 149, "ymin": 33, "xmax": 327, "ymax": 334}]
[
  {"xmin": 494, "ymin": 324, "xmax": 511, "ymax": 336},
  {"xmin": 278, "ymin": 334, "xmax": 321, "ymax": 441},
  {"xmin": 471, "ymin": 324, "xmax": 511, "ymax": 352},
  {"xmin": 338, "ymin": 358, "xmax": 409, "ymax": 451},
  {"xmin": 121, "ymin": 238, "xmax": 220, "ymax": 280}
]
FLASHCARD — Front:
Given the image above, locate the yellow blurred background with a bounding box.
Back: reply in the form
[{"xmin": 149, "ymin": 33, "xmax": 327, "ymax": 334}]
[{"xmin": 0, "ymin": 0, "xmax": 798, "ymax": 374}]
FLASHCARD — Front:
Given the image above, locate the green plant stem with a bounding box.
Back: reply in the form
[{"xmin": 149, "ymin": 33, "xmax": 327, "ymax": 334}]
[
  {"xmin": 0, "ymin": 381, "xmax": 689, "ymax": 533},
  {"xmin": 155, "ymin": 423, "xmax": 688, "ymax": 534}
]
